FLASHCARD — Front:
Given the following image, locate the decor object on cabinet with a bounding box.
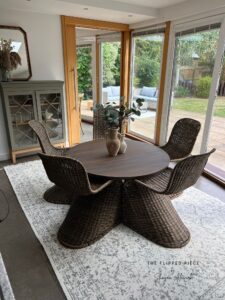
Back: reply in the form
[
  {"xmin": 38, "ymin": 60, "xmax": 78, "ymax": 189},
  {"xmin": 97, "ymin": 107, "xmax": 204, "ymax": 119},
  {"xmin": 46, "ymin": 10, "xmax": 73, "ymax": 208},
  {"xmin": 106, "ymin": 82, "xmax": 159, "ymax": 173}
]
[
  {"xmin": 0, "ymin": 81, "xmax": 65, "ymax": 163},
  {"xmin": 0, "ymin": 25, "xmax": 32, "ymax": 81}
]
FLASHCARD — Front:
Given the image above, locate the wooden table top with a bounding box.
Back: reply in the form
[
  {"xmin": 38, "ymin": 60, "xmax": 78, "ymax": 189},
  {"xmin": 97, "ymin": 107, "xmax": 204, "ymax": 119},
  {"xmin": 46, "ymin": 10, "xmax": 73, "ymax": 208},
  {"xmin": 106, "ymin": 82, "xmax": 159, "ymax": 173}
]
[{"xmin": 72, "ymin": 139, "xmax": 169, "ymax": 179}]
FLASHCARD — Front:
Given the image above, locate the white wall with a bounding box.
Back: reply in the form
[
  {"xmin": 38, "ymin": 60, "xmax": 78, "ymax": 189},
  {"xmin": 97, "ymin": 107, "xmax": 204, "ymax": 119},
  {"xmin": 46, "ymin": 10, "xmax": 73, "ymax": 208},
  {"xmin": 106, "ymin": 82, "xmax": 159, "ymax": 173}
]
[{"xmin": 0, "ymin": 9, "xmax": 65, "ymax": 160}]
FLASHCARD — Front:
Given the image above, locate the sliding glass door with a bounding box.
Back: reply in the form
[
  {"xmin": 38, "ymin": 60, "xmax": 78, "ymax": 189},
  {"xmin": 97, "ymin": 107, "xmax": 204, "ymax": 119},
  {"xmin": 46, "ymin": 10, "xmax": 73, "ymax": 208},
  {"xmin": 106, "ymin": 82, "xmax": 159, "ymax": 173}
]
[
  {"xmin": 129, "ymin": 30, "xmax": 165, "ymax": 141},
  {"xmin": 165, "ymin": 24, "xmax": 221, "ymax": 155},
  {"xmin": 163, "ymin": 18, "xmax": 225, "ymax": 182},
  {"xmin": 206, "ymin": 52, "xmax": 225, "ymax": 181}
]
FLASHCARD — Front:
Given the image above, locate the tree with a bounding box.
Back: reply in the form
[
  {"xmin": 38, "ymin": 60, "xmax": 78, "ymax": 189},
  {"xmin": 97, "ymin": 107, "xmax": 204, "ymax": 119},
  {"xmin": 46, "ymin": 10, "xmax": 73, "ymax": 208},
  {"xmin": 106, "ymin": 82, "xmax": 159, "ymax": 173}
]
[
  {"xmin": 76, "ymin": 45, "xmax": 92, "ymax": 99},
  {"xmin": 175, "ymin": 29, "xmax": 220, "ymax": 71},
  {"xmin": 134, "ymin": 57, "xmax": 160, "ymax": 87},
  {"xmin": 133, "ymin": 37, "xmax": 162, "ymax": 88},
  {"xmin": 102, "ymin": 42, "xmax": 120, "ymax": 87}
]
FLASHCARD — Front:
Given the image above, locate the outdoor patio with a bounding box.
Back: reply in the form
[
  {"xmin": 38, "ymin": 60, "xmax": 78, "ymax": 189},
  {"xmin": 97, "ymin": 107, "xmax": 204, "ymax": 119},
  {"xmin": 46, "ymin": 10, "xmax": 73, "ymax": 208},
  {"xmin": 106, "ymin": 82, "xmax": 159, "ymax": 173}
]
[{"xmin": 81, "ymin": 99, "xmax": 225, "ymax": 178}]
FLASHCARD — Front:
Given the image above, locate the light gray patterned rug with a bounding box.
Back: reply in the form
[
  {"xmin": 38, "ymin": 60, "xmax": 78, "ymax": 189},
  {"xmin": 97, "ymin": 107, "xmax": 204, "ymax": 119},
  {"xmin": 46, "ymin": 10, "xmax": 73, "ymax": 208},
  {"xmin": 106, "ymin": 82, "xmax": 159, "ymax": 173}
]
[
  {"xmin": 0, "ymin": 253, "xmax": 15, "ymax": 300},
  {"xmin": 5, "ymin": 160, "xmax": 225, "ymax": 300}
]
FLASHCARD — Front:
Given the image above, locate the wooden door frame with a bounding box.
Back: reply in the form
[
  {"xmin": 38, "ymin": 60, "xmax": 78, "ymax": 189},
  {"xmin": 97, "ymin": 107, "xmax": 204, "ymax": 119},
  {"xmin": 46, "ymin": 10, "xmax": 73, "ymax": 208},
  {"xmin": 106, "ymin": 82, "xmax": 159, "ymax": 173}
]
[
  {"xmin": 61, "ymin": 16, "xmax": 130, "ymax": 145},
  {"xmin": 126, "ymin": 22, "xmax": 171, "ymax": 143},
  {"xmin": 155, "ymin": 21, "xmax": 171, "ymax": 145}
]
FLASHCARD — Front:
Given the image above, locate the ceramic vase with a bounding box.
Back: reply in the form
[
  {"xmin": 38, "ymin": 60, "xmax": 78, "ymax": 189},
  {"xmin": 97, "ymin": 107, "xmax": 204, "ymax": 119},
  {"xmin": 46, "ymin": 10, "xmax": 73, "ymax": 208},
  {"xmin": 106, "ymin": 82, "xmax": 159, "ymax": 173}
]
[
  {"xmin": 0, "ymin": 68, "xmax": 10, "ymax": 82},
  {"xmin": 119, "ymin": 133, "xmax": 127, "ymax": 154},
  {"xmin": 106, "ymin": 128, "xmax": 121, "ymax": 157},
  {"xmin": 120, "ymin": 118, "xmax": 128, "ymax": 135}
]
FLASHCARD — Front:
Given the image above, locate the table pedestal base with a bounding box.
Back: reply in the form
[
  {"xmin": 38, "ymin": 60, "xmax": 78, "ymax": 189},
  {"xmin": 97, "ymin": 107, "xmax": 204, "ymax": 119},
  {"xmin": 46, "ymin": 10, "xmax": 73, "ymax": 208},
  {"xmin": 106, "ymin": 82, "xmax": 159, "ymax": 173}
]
[
  {"xmin": 58, "ymin": 181, "xmax": 122, "ymax": 248},
  {"xmin": 122, "ymin": 181, "xmax": 190, "ymax": 248}
]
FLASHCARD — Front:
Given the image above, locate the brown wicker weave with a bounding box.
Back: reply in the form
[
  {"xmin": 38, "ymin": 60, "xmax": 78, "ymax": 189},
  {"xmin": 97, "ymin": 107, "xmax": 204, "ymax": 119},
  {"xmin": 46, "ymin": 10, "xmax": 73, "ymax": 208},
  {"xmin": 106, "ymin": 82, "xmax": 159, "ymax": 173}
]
[
  {"xmin": 29, "ymin": 120, "xmax": 78, "ymax": 156},
  {"xmin": 39, "ymin": 153, "xmax": 121, "ymax": 248},
  {"xmin": 39, "ymin": 153, "xmax": 113, "ymax": 204},
  {"xmin": 29, "ymin": 120, "xmax": 64, "ymax": 155},
  {"xmin": 139, "ymin": 168, "xmax": 181, "ymax": 200},
  {"xmin": 58, "ymin": 180, "xmax": 122, "ymax": 248},
  {"xmin": 93, "ymin": 106, "xmax": 107, "ymax": 140},
  {"xmin": 160, "ymin": 118, "xmax": 201, "ymax": 161},
  {"xmin": 122, "ymin": 149, "xmax": 215, "ymax": 248}
]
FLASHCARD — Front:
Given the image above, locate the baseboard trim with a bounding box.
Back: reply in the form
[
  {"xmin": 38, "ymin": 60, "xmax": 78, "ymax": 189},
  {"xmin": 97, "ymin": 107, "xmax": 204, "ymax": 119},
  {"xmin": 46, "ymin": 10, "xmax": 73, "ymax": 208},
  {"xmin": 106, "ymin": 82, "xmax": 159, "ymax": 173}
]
[{"xmin": 0, "ymin": 152, "xmax": 10, "ymax": 161}]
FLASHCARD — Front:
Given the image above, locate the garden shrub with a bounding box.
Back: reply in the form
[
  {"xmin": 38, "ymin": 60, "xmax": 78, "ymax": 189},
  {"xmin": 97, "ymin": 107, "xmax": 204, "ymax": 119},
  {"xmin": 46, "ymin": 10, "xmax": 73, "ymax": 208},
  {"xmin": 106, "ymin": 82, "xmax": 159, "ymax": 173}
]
[
  {"xmin": 77, "ymin": 46, "xmax": 92, "ymax": 99},
  {"xmin": 196, "ymin": 76, "xmax": 212, "ymax": 98},
  {"xmin": 174, "ymin": 85, "xmax": 190, "ymax": 97},
  {"xmin": 135, "ymin": 57, "xmax": 160, "ymax": 88}
]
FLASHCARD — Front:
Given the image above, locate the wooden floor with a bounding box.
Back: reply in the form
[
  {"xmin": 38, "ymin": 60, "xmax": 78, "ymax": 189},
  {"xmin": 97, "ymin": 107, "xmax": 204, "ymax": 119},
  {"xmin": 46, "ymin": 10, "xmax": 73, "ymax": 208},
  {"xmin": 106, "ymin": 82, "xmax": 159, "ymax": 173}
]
[{"xmin": 0, "ymin": 124, "xmax": 225, "ymax": 300}]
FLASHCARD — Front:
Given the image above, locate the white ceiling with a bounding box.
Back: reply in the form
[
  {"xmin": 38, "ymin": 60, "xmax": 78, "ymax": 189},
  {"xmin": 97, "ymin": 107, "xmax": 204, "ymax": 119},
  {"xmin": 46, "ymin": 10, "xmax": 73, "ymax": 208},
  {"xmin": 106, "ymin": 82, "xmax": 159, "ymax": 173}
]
[
  {"xmin": 113, "ymin": 0, "xmax": 187, "ymax": 9},
  {"xmin": 0, "ymin": 0, "xmax": 225, "ymax": 25}
]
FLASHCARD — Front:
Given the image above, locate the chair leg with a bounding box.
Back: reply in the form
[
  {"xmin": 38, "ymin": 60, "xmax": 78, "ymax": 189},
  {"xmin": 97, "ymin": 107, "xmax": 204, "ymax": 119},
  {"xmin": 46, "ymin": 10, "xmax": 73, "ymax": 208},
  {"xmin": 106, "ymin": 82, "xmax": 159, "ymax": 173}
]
[
  {"xmin": 80, "ymin": 120, "xmax": 84, "ymax": 135},
  {"xmin": 122, "ymin": 181, "xmax": 190, "ymax": 248},
  {"xmin": 57, "ymin": 181, "xmax": 122, "ymax": 248},
  {"xmin": 43, "ymin": 185, "xmax": 73, "ymax": 205}
]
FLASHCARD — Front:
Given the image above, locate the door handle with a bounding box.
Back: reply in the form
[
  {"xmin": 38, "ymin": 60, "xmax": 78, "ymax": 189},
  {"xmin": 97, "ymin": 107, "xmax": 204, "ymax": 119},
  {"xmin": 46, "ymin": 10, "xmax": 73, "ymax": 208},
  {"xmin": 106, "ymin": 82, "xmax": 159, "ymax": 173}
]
[{"xmin": 73, "ymin": 65, "xmax": 79, "ymax": 111}]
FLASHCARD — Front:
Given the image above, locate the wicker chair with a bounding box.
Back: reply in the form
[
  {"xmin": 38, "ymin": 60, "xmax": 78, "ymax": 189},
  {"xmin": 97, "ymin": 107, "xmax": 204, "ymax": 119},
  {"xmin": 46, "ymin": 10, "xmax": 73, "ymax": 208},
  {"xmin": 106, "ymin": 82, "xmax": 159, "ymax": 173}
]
[
  {"xmin": 29, "ymin": 120, "xmax": 80, "ymax": 203},
  {"xmin": 122, "ymin": 149, "xmax": 215, "ymax": 248},
  {"xmin": 29, "ymin": 120, "xmax": 78, "ymax": 156},
  {"xmin": 160, "ymin": 118, "xmax": 201, "ymax": 161},
  {"xmin": 39, "ymin": 153, "xmax": 121, "ymax": 248},
  {"xmin": 93, "ymin": 106, "xmax": 107, "ymax": 140}
]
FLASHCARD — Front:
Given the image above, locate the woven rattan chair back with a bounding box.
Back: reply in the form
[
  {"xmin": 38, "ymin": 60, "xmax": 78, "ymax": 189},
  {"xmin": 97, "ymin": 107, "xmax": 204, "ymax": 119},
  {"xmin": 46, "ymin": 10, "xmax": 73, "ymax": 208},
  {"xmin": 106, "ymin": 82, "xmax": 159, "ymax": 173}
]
[
  {"xmin": 93, "ymin": 106, "xmax": 106, "ymax": 140},
  {"xmin": 29, "ymin": 120, "xmax": 60, "ymax": 155},
  {"xmin": 161, "ymin": 118, "xmax": 201, "ymax": 160},
  {"xmin": 39, "ymin": 153, "xmax": 92, "ymax": 196},
  {"xmin": 165, "ymin": 148, "xmax": 215, "ymax": 195}
]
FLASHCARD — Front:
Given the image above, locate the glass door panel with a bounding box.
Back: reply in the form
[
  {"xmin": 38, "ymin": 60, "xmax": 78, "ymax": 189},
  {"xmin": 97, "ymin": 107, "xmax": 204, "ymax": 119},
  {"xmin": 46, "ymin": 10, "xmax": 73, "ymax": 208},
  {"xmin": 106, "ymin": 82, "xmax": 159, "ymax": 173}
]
[
  {"xmin": 101, "ymin": 40, "xmax": 121, "ymax": 105},
  {"xmin": 129, "ymin": 32, "xmax": 164, "ymax": 141},
  {"xmin": 207, "ymin": 54, "xmax": 225, "ymax": 181},
  {"xmin": 167, "ymin": 26, "xmax": 220, "ymax": 154},
  {"xmin": 77, "ymin": 44, "xmax": 94, "ymax": 121},
  {"xmin": 8, "ymin": 92, "xmax": 37, "ymax": 148},
  {"xmin": 36, "ymin": 91, "xmax": 63, "ymax": 142}
]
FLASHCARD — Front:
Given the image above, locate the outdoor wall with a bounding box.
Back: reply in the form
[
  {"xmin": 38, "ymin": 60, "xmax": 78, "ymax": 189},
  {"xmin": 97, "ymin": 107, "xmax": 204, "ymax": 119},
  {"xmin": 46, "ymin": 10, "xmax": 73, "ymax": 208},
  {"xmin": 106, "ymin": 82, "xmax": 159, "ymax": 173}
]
[{"xmin": 0, "ymin": 9, "xmax": 65, "ymax": 160}]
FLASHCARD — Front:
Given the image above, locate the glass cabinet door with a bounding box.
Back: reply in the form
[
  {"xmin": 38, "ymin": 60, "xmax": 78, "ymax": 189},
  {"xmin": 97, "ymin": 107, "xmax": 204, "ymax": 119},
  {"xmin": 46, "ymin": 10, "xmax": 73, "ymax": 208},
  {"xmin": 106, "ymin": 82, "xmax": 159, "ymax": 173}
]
[
  {"xmin": 36, "ymin": 91, "xmax": 64, "ymax": 142},
  {"xmin": 7, "ymin": 92, "xmax": 38, "ymax": 148}
]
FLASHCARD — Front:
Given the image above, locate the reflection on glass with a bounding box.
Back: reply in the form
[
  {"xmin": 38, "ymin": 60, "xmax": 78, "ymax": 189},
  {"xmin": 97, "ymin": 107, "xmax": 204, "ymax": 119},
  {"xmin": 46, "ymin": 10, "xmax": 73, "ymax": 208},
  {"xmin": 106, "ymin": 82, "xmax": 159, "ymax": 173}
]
[
  {"xmin": 101, "ymin": 41, "xmax": 121, "ymax": 106},
  {"xmin": 207, "ymin": 54, "xmax": 225, "ymax": 181},
  {"xmin": 9, "ymin": 94, "xmax": 36, "ymax": 147},
  {"xmin": 0, "ymin": 27, "xmax": 30, "ymax": 80},
  {"xmin": 129, "ymin": 33, "xmax": 164, "ymax": 141},
  {"xmin": 77, "ymin": 44, "xmax": 94, "ymax": 121},
  {"xmin": 167, "ymin": 27, "xmax": 220, "ymax": 154},
  {"xmin": 39, "ymin": 93, "xmax": 63, "ymax": 140}
]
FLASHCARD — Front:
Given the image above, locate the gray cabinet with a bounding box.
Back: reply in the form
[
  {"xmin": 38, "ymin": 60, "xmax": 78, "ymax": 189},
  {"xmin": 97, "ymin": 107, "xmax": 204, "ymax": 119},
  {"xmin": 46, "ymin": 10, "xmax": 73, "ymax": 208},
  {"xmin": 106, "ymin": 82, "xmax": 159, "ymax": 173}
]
[{"xmin": 0, "ymin": 81, "xmax": 65, "ymax": 163}]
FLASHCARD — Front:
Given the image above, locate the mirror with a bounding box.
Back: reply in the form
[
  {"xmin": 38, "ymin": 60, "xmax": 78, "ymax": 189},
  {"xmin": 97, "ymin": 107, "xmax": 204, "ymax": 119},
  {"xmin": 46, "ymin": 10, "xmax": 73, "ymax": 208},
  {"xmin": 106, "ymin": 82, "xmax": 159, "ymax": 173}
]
[{"xmin": 0, "ymin": 25, "xmax": 32, "ymax": 81}]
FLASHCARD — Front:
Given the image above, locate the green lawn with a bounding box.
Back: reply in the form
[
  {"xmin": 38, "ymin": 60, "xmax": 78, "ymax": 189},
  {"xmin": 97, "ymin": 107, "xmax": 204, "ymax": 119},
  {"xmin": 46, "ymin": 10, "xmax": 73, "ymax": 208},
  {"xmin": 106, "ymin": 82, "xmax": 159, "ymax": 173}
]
[{"xmin": 172, "ymin": 97, "xmax": 225, "ymax": 118}]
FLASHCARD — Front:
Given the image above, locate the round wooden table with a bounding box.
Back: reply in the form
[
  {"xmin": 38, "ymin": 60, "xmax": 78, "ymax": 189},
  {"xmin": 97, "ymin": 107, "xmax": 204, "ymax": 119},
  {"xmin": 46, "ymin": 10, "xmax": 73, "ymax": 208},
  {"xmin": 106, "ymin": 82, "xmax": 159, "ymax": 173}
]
[{"xmin": 72, "ymin": 139, "xmax": 170, "ymax": 179}]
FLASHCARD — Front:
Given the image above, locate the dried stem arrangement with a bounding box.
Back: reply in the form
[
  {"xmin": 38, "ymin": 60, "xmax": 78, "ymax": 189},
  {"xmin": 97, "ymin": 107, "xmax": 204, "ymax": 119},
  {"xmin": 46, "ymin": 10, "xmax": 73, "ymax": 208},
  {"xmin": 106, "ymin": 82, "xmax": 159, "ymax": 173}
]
[{"xmin": 0, "ymin": 39, "xmax": 21, "ymax": 71}]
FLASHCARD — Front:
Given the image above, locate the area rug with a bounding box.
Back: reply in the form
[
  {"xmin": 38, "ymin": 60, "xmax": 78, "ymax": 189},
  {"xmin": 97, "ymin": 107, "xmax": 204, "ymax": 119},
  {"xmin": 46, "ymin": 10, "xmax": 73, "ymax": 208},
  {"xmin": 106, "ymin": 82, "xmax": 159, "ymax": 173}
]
[
  {"xmin": 5, "ymin": 160, "xmax": 225, "ymax": 300},
  {"xmin": 0, "ymin": 253, "xmax": 15, "ymax": 300}
]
